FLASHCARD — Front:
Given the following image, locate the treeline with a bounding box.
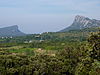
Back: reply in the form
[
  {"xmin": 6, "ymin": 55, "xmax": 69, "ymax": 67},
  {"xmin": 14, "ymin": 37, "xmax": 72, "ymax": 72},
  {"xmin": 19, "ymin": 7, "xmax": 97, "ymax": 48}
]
[{"xmin": 0, "ymin": 32, "xmax": 100, "ymax": 75}]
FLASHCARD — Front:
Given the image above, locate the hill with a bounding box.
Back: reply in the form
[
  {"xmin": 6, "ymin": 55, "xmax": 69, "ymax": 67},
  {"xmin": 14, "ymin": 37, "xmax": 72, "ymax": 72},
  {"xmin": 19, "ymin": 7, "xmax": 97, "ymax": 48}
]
[{"xmin": 0, "ymin": 25, "xmax": 26, "ymax": 37}]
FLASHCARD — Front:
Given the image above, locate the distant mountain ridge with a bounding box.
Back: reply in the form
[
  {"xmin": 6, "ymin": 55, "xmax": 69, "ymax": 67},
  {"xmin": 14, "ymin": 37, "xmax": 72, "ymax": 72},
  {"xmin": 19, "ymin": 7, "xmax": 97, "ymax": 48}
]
[
  {"xmin": 60, "ymin": 15, "xmax": 100, "ymax": 32},
  {"xmin": 0, "ymin": 25, "xmax": 26, "ymax": 37}
]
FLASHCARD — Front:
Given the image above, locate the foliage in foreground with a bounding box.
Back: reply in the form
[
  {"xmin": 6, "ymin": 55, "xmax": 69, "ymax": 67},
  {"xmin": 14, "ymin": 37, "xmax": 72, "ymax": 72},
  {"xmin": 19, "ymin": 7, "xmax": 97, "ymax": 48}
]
[{"xmin": 0, "ymin": 32, "xmax": 100, "ymax": 75}]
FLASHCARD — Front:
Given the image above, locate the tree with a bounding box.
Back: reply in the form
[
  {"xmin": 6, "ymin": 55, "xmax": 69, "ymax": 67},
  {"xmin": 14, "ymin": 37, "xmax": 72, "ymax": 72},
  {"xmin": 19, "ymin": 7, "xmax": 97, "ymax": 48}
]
[{"xmin": 88, "ymin": 32, "xmax": 100, "ymax": 61}]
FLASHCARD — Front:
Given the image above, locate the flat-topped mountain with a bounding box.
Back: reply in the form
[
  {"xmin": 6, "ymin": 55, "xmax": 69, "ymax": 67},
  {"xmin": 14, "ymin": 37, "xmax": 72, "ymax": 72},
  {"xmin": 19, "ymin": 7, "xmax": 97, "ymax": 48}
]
[
  {"xmin": 60, "ymin": 15, "xmax": 100, "ymax": 32},
  {"xmin": 0, "ymin": 25, "xmax": 26, "ymax": 37}
]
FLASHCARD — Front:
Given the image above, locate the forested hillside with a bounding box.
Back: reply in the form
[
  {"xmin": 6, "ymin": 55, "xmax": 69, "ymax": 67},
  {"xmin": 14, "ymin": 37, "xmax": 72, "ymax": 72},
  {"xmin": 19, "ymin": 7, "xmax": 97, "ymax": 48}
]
[{"xmin": 0, "ymin": 28, "xmax": 100, "ymax": 75}]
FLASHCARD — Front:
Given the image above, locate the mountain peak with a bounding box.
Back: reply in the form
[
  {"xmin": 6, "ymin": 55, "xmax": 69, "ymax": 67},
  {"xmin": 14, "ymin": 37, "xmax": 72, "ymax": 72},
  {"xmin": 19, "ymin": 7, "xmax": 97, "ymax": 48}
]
[
  {"xmin": 74, "ymin": 15, "xmax": 90, "ymax": 23},
  {"xmin": 11, "ymin": 25, "xmax": 18, "ymax": 28},
  {"xmin": 0, "ymin": 25, "xmax": 26, "ymax": 37},
  {"xmin": 4, "ymin": 25, "xmax": 18, "ymax": 30},
  {"xmin": 75, "ymin": 15, "xmax": 86, "ymax": 19},
  {"xmin": 59, "ymin": 15, "xmax": 100, "ymax": 32}
]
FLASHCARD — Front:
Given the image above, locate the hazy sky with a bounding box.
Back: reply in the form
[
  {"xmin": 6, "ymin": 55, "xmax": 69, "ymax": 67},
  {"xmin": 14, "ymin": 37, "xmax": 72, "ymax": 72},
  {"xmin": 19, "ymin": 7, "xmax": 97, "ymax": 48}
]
[{"xmin": 0, "ymin": 0, "xmax": 100, "ymax": 33}]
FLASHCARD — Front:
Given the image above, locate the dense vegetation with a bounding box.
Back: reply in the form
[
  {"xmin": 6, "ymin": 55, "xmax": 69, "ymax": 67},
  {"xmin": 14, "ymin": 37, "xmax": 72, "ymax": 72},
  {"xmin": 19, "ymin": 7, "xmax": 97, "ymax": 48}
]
[{"xmin": 0, "ymin": 27, "xmax": 100, "ymax": 75}]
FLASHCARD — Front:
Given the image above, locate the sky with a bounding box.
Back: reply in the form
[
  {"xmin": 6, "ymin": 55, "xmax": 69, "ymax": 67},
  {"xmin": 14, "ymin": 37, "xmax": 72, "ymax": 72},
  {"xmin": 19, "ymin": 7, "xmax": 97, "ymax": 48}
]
[{"xmin": 0, "ymin": 0, "xmax": 100, "ymax": 34}]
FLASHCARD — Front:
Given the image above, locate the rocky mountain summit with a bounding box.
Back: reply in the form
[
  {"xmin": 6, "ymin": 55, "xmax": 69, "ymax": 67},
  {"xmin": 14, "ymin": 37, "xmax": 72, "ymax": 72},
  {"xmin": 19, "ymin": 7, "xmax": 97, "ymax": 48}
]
[
  {"xmin": 0, "ymin": 25, "xmax": 26, "ymax": 37},
  {"xmin": 60, "ymin": 15, "xmax": 100, "ymax": 32}
]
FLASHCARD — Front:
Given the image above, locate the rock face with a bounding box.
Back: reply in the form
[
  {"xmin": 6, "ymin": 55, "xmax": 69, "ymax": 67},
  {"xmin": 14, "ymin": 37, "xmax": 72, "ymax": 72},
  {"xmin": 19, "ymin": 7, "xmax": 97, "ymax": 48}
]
[
  {"xmin": 60, "ymin": 15, "xmax": 100, "ymax": 32},
  {"xmin": 0, "ymin": 25, "xmax": 26, "ymax": 37}
]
